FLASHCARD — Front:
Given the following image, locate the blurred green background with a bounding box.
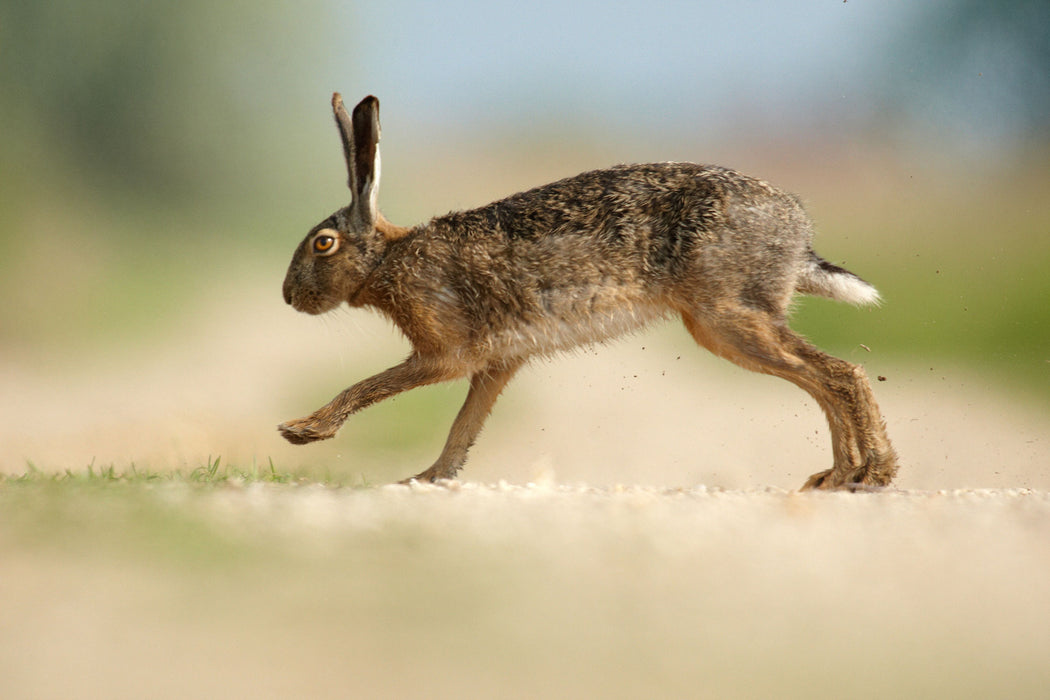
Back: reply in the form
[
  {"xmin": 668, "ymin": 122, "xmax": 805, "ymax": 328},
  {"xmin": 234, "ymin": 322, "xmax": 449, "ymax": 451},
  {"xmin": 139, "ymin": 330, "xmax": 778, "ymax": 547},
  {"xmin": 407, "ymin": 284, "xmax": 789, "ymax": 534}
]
[{"xmin": 1, "ymin": 1, "xmax": 1048, "ymax": 474}]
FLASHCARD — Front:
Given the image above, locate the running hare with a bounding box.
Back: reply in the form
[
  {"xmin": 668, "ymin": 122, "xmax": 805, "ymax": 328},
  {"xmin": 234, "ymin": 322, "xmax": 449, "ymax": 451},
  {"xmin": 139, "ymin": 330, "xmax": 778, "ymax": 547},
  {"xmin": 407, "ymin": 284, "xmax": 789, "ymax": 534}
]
[{"xmin": 280, "ymin": 94, "xmax": 897, "ymax": 490}]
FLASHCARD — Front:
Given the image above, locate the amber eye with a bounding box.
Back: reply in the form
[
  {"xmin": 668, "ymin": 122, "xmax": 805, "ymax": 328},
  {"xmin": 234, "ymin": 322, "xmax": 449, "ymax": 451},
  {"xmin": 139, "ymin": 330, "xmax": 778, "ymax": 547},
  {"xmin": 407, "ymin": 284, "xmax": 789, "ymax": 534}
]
[{"xmin": 312, "ymin": 233, "xmax": 338, "ymax": 255}]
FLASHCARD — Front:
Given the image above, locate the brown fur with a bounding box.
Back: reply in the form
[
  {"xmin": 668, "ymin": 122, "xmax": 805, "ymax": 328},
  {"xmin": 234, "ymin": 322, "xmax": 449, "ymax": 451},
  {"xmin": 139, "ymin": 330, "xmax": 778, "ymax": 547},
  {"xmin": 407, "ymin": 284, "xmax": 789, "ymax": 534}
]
[
  {"xmin": 375, "ymin": 213, "xmax": 412, "ymax": 241},
  {"xmin": 279, "ymin": 93, "xmax": 898, "ymax": 490}
]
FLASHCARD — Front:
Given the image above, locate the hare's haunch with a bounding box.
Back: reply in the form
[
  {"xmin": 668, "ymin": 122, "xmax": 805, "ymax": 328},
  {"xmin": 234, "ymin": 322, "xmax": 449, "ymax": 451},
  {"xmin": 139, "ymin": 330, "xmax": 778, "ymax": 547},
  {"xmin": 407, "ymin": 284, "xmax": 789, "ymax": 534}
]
[{"xmin": 279, "ymin": 93, "xmax": 897, "ymax": 490}]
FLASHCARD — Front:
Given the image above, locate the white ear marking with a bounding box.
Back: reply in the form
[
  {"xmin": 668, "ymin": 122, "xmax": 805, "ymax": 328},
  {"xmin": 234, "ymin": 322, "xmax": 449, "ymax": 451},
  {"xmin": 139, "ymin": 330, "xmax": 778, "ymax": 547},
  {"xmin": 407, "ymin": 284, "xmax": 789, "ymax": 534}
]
[{"xmin": 367, "ymin": 145, "xmax": 381, "ymax": 221}]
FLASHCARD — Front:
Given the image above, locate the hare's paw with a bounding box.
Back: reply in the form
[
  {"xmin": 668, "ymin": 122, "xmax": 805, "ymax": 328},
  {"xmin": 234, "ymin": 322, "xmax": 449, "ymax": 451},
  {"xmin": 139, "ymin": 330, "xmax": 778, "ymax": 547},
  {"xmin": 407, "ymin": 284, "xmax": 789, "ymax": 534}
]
[
  {"xmin": 800, "ymin": 465, "xmax": 892, "ymax": 492},
  {"xmin": 397, "ymin": 465, "xmax": 458, "ymax": 485},
  {"xmin": 278, "ymin": 417, "xmax": 337, "ymax": 445},
  {"xmin": 800, "ymin": 468, "xmax": 833, "ymax": 491}
]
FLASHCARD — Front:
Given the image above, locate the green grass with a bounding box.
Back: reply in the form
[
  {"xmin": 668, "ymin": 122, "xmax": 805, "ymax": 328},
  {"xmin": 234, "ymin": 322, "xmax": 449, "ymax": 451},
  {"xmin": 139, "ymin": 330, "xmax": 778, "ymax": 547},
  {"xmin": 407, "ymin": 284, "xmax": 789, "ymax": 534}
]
[
  {"xmin": 2, "ymin": 456, "xmax": 323, "ymax": 488},
  {"xmin": 0, "ymin": 458, "xmax": 349, "ymax": 569},
  {"xmin": 790, "ymin": 170, "xmax": 1050, "ymax": 401}
]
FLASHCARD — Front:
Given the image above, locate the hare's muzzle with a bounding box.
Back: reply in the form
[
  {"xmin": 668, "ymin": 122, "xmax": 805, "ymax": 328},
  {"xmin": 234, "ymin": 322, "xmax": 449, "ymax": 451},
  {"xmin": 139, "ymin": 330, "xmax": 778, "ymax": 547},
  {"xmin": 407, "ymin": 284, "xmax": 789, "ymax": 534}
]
[{"xmin": 282, "ymin": 275, "xmax": 293, "ymax": 306}]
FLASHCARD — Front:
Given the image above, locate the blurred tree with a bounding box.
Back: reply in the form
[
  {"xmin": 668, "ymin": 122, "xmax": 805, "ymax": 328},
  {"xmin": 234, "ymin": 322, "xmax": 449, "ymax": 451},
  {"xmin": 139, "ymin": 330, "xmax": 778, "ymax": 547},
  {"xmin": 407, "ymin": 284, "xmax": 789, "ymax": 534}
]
[
  {"xmin": 0, "ymin": 1, "xmax": 332, "ymax": 201},
  {"xmin": 888, "ymin": 0, "xmax": 1050, "ymax": 146}
]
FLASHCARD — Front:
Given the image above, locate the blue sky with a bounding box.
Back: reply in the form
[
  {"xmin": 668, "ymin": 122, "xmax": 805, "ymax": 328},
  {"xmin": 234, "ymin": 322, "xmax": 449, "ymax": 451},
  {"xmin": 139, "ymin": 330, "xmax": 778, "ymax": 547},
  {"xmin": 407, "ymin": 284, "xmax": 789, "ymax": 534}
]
[{"xmin": 328, "ymin": 1, "xmax": 928, "ymax": 136}]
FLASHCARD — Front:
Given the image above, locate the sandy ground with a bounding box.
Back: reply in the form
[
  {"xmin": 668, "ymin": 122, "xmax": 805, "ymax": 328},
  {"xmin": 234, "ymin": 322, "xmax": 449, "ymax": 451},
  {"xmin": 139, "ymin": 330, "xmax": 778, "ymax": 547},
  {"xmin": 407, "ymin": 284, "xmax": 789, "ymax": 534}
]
[
  {"xmin": 3, "ymin": 280, "xmax": 1049, "ymax": 698},
  {"xmin": 2, "ymin": 483, "xmax": 1048, "ymax": 699}
]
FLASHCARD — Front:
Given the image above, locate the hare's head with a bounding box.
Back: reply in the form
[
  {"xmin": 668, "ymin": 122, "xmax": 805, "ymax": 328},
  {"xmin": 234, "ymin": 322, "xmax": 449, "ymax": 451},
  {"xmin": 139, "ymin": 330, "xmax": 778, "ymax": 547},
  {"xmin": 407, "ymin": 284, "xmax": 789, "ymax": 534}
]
[{"xmin": 283, "ymin": 94, "xmax": 391, "ymax": 314}]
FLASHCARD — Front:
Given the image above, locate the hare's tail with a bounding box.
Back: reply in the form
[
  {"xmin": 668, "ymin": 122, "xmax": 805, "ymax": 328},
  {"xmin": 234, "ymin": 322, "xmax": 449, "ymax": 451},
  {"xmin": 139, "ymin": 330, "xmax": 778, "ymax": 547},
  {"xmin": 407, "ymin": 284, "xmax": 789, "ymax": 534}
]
[{"xmin": 797, "ymin": 252, "xmax": 881, "ymax": 306}]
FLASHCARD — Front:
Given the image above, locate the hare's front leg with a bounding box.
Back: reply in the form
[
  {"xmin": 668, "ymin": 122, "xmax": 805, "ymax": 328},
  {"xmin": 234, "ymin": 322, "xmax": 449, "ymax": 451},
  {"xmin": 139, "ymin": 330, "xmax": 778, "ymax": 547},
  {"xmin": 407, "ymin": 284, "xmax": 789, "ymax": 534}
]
[
  {"xmin": 402, "ymin": 361, "xmax": 522, "ymax": 483},
  {"xmin": 279, "ymin": 356, "xmax": 456, "ymax": 445}
]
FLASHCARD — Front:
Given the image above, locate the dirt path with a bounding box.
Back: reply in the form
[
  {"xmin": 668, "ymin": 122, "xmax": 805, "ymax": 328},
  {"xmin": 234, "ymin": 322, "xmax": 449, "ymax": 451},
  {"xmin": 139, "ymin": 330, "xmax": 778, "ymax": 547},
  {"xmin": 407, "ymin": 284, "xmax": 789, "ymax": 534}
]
[{"xmin": 2, "ymin": 482, "xmax": 1048, "ymax": 699}]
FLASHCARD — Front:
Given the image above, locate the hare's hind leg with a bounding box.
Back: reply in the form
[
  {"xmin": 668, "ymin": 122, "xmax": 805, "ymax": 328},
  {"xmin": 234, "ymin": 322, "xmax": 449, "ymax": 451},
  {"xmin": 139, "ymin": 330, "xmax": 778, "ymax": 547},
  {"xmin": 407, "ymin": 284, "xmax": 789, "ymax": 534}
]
[
  {"xmin": 681, "ymin": 308, "xmax": 897, "ymax": 490},
  {"xmin": 402, "ymin": 360, "xmax": 523, "ymax": 484}
]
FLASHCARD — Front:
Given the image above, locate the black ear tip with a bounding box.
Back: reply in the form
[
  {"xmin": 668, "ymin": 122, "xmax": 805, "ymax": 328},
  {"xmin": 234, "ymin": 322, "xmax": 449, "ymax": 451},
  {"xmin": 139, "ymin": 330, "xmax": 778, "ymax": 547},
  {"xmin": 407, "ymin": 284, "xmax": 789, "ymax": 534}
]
[{"xmin": 354, "ymin": 95, "xmax": 379, "ymax": 115}]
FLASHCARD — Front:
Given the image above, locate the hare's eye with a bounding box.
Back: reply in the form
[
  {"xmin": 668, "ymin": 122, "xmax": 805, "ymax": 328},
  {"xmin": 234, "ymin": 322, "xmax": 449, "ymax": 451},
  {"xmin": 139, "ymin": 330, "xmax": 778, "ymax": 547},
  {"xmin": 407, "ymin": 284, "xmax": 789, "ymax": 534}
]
[{"xmin": 313, "ymin": 234, "xmax": 338, "ymax": 255}]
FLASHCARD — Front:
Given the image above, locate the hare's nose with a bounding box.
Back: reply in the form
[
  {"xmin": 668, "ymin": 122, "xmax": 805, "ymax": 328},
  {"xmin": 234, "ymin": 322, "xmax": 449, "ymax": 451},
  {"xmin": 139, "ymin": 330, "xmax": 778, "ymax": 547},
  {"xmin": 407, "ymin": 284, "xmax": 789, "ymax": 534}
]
[{"xmin": 282, "ymin": 277, "xmax": 293, "ymax": 305}]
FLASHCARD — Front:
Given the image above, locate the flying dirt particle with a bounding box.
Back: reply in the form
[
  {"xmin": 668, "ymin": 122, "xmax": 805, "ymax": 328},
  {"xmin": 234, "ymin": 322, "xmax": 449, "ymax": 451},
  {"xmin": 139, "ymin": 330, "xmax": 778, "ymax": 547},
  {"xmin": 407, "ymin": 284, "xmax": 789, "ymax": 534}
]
[{"xmin": 877, "ymin": 376, "xmax": 887, "ymax": 382}]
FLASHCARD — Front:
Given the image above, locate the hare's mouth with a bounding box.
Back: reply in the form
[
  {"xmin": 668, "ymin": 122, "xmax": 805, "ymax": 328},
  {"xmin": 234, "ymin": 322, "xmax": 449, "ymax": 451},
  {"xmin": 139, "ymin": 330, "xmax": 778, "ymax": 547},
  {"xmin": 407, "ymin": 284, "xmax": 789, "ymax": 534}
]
[{"xmin": 287, "ymin": 290, "xmax": 340, "ymax": 316}]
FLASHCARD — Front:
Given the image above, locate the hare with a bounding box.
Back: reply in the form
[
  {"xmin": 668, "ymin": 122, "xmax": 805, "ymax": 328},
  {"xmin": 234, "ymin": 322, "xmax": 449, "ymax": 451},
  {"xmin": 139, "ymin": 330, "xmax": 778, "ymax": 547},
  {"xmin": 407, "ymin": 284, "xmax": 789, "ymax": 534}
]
[{"xmin": 279, "ymin": 93, "xmax": 898, "ymax": 490}]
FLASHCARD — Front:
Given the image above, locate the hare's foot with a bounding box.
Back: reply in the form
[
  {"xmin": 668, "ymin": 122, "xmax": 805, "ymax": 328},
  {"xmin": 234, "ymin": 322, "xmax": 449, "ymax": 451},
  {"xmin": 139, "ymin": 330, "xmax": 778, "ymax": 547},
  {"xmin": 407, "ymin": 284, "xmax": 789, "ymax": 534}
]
[
  {"xmin": 398, "ymin": 464, "xmax": 459, "ymax": 485},
  {"xmin": 802, "ymin": 466, "xmax": 875, "ymax": 491},
  {"xmin": 801, "ymin": 468, "xmax": 829, "ymax": 490},
  {"xmin": 797, "ymin": 442, "xmax": 898, "ymax": 493},
  {"xmin": 801, "ymin": 457, "xmax": 897, "ymax": 492},
  {"xmin": 278, "ymin": 416, "xmax": 338, "ymax": 445}
]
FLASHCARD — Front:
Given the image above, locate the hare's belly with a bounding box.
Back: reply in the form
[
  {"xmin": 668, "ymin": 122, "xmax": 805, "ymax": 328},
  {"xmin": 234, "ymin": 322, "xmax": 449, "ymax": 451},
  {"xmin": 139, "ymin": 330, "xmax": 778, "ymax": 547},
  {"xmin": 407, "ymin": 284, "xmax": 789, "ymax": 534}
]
[{"xmin": 487, "ymin": 287, "xmax": 667, "ymax": 357}]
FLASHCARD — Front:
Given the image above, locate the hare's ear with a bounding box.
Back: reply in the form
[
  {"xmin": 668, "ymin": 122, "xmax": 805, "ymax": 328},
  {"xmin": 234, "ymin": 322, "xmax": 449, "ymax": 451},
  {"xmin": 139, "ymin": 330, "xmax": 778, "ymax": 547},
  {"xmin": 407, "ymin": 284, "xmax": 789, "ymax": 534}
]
[{"xmin": 332, "ymin": 93, "xmax": 380, "ymax": 229}]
